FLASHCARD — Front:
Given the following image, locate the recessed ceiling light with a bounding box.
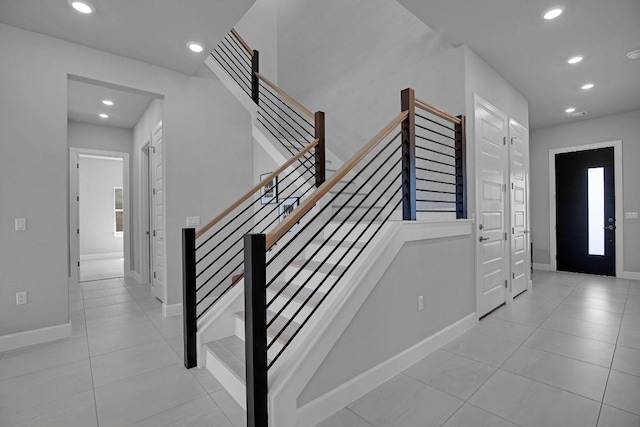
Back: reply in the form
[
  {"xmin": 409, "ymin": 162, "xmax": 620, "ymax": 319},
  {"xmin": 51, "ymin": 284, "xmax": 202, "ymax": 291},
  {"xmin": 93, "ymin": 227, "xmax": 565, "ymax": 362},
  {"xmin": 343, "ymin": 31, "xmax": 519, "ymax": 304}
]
[
  {"xmin": 565, "ymin": 107, "xmax": 576, "ymax": 113},
  {"xmin": 99, "ymin": 113, "xmax": 109, "ymax": 119},
  {"xmin": 627, "ymin": 50, "xmax": 640, "ymax": 60},
  {"xmin": 187, "ymin": 42, "xmax": 204, "ymax": 53},
  {"xmin": 102, "ymin": 100, "xmax": 114, "ymax": 106},
  {"xmin": 567, "ymin": 56, "xmax": 583, "ymax": 64},
  {"xmin": 68, "ymin": 0, "xmax": 95, "ymax": 14},
  {"xmin": 581, "ymin": 83, "xmax": 594, "ymax": 90},
  {"xmin": 543, "ymin": 6, "xmax": 564, "ymax": 20}
]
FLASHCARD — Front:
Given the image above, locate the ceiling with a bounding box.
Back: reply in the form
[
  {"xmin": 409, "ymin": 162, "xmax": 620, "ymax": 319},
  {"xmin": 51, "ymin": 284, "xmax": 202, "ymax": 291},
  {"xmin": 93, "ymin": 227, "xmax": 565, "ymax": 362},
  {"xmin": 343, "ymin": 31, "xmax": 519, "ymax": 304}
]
[
  {"xmin": 1, "ymin": 0, "xmax": 637, "ymax": 129},
  {"xmin": 67, "ymin": 78, "xmax": 156, "ymax": 129},
  {"xmin": 399, "ymin": 0, "xmax": 640, "ymax": 129},
  {"xmin": 0, "ymin": 0, "xmax": 255, "ymax": 75}
]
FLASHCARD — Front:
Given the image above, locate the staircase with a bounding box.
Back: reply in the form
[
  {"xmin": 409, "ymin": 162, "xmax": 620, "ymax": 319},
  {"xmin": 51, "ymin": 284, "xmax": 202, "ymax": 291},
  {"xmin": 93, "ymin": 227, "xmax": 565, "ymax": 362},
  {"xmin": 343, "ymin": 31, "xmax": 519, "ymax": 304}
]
[{"xmin": 183, "ymin": 28, "xmax": 467, "ymax": 427}]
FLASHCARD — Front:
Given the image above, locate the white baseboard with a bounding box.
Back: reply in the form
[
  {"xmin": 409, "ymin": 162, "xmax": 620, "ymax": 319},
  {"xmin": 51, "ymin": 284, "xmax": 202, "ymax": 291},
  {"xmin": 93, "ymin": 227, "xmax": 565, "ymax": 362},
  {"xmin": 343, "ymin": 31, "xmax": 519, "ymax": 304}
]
[
  {"xmin": 297, "ymin": 313, "xmax": 477, "ymax": 427},
  {"xmin": 162, "ymin": 302, "xmax": 183, "ymax": 317},
  {"xmin": 0, "ymin": 323, "xmax": 72, "ymax": 353},
  {"xmin": 126, "ymin": 270, "xmax": 143, "ymax": 284},
  {"xmin": 80, "ymin": 252, "xmax": 124, "ymax": 261},
  {"xmin": 621, "ymin": 271, "xmax": 640, "ymax": 281},
  {"xmin": 533, "ymin": 263, "xmax": 553, "ymax": 271}
]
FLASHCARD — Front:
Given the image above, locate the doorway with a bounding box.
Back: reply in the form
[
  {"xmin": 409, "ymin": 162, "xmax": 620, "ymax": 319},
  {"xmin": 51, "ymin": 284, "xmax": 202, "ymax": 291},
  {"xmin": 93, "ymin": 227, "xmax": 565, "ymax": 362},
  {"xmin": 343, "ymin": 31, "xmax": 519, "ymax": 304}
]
[
  {"xmin": 555, "ymin": 148, "xmax": 615, "ymax": 275},
  {"xmin": 549, "ymin": 141, "xmax": 623, "ymax": 276},
  {"xmin": 70, "ymin": 148, "xmax": 130, "ymax": 284}
]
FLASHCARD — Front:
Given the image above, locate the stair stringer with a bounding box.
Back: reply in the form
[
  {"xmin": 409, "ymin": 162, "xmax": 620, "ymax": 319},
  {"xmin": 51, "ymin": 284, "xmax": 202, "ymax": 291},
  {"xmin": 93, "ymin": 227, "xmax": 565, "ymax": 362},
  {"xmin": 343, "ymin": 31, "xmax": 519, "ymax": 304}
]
[{"xmin": 266, "ymin": 220, "xmax": 474, "ymax": 427}]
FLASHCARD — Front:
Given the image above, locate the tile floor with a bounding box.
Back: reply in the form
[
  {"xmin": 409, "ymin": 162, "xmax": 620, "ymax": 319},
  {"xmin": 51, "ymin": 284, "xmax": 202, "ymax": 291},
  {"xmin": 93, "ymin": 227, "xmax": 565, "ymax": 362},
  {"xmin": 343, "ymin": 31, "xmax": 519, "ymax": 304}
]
[
  {"xmin": 80, "ymin": 257, "xmax": 125, "ymax": 282},
  {"xmin": 319, "ymin": 271, "xmax": 640, "ymax": 427},
  {"xmin": 1, "ymin": 271, "xmax": 638, "ymax": 426},
  {"xmin": 0, "ymin": 277, "xmax": 245, "ymax": 427}
]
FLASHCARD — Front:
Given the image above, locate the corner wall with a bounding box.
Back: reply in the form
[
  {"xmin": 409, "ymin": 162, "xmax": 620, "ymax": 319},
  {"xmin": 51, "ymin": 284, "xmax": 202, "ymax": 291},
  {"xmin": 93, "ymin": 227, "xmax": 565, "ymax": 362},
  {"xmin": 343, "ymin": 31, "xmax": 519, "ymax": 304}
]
[{"xmin": 530, "ymin": 109, "xmax": 640, "ymax": 274}]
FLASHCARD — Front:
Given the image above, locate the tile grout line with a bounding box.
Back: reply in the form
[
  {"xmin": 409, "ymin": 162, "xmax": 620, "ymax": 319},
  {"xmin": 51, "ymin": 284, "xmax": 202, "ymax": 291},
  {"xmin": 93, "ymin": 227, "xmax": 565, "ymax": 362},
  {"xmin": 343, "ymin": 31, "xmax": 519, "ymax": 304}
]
[
  {"xmin": 595, "ymin": 280, "xmax": 629, "ymax": 425},
  {"xmin": 81, "ymin": 278, "xmax": 101, "ymax": 427}
]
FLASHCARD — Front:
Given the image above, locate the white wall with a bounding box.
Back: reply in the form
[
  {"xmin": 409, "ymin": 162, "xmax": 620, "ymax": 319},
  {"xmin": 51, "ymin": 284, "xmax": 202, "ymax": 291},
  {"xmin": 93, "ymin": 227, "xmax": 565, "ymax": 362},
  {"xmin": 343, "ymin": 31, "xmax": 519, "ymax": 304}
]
[
  {"xmin": 0, "ymin": 23, "xmax": 252, "ymax": 337},
  {"xmin": 235, "ymin": 0, "xmax": 279, "ymax": 84},
  {"xmin": 530, "ymin": 109, "xmax": 640, "ymax": 274},
  {"xmin": 298, "ymin": 234, "xmax": 475, "ymax": 405},
  {"xmin": 78, "ymin": 157, "xmax": 124, "ymax": 257},
  {"xmin": 276, "ymin": 0, "xmax": 465, "ymax": 162},
  {"xmin": 68, "ymin": 120, "xmax": 133, "ymax": 154}
]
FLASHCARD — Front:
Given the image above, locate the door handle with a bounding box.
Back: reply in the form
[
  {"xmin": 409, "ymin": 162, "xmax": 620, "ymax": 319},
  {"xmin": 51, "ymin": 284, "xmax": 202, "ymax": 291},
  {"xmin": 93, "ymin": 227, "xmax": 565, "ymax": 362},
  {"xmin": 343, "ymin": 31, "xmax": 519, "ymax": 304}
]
[
  {"xmin": 604, "ymin": 225, "xmax": 615, "ymax": 230},
  {"xmin": 479, "ymin": 236, "xmax": 490, "ymax": 242}
]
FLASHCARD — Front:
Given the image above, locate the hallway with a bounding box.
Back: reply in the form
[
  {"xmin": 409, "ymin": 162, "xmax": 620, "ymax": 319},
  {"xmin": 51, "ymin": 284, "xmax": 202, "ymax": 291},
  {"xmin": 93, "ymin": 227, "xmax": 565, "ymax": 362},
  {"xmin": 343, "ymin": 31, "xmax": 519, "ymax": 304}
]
[
  {"xmin": 320, "ymin": 271, "xmax": 640, "ymax": 427},
  {"xmin": 1, "ymin": 272, "xmax": 639, "ymax": 426}
]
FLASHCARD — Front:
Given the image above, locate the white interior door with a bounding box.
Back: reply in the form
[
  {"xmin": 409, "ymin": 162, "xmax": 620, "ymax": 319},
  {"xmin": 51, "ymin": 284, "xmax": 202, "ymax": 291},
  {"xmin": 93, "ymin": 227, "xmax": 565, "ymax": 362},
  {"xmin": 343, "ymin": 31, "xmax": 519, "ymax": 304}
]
[
  {"xmin": 509, "ymin": 120, "xmax": 530, "ymax": 297},
  {"xmin": 475, "ymin": 96, "xmax": 509, "ymax": 317},
  {"xmin": 151, "ymin": 122, "xmax": 166, "ymax": 302}
]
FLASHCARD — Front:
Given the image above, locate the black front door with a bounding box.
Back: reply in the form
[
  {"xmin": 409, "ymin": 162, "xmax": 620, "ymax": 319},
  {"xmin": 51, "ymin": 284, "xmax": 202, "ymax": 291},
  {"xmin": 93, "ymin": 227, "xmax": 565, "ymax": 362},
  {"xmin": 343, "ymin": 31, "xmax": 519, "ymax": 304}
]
[{"xmin": 555, "ymin": 147, "xmax": 615, "ymax": 276}]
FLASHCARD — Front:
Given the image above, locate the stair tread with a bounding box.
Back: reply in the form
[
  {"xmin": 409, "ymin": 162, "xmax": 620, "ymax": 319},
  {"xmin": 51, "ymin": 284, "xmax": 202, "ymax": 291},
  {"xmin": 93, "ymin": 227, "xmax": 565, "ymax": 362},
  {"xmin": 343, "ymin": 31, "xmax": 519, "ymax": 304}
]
[
  {"xmin": 310, "ymin": 239, "xmax": 366, "ymax": 250},
  {"xmin": 290, "ymin": 259, "xmax": 346, "ymax": 276},
  {"xmin": 234, "ymin": 310, "xmax": 301, "ymax": 344},
  {"xmin": 268, "ymin": 281, "xmax": 325, "ymax": 308},
  {"xmin": 205, "ymin": 336, "xmax": 246, "ymax": 382}
]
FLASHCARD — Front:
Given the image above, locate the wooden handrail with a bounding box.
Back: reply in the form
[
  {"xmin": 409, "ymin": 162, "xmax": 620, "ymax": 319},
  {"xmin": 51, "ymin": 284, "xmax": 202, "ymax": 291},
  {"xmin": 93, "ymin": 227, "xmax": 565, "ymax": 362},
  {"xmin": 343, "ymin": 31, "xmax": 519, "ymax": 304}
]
[
  {"xmin": 414, "ymin": 97, "xmax": 461, "ymax": 125},
  {"xmin": 230, "ymin": 28, "xmax": 253, "ymax": 57},
  {"xmin": 265, "ymin": 111, "xmax": 408, "ymax": 249},
  {"xmin": 254, "ymin": 72, "xmax": 314, "ymax": 121},
  {"xmin": 196, "ymin": 139, "xmax": 319, "ymax": 239}
]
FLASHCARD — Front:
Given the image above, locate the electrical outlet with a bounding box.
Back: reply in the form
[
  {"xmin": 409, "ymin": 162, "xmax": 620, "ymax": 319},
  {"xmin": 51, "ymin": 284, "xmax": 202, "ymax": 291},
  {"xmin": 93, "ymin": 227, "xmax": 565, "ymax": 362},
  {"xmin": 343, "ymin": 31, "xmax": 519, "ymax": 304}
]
[
  {"xmin": 16, "ymin": 291, "xmax": 27, "ymax": 305},
  {"xmin": 418, "ymin": 295, "xmax": 424, "ymax": 311},
  {"xmin": 186, "ymin": 216, "xmax": 201, "ymax": 226},
  {"xmin": 15, "ymin": 218, "xmax": 26, "ymax": 231}
]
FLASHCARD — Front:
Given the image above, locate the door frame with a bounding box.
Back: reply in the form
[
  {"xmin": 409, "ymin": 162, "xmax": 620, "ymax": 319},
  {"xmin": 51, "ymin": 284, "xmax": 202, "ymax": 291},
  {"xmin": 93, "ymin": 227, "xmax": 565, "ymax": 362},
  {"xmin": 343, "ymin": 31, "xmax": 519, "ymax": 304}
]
[
  {"xmin": 474, "ymin": 94, "xmax": 510, "ymax": 316},
  {"xmin": 69, "ymin": 147, "xmax": 131, "ymax": 284},
  {"xmin": 139, "ymin": 140, "xmax": 152, "ymax": 285},
  {"xmin": 549, "ymin": 140, "xmax": 623, "ymax": 276}
]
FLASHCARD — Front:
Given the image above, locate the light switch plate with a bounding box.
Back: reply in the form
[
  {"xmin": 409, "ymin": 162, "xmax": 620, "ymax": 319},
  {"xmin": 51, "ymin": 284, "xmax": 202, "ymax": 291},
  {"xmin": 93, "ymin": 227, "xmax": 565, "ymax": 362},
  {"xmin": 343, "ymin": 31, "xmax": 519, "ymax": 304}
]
[
  {"xmin": 186, "ymin": 216, "xmax": 201, "ymax": 226},
  {"xmin": 15, "ymin": 218, "xmax": 26, "ymax": 231},
  {"xmin": 16, "ymin": 292, "xmax": 27, "ymax": 305},
  {"xmin": 418, "ymin": 295, "xmax": 424, "ymax": 311},
  {"xmin": 625, "ymin": 212, "xmax": 639, "ymax": 219}
]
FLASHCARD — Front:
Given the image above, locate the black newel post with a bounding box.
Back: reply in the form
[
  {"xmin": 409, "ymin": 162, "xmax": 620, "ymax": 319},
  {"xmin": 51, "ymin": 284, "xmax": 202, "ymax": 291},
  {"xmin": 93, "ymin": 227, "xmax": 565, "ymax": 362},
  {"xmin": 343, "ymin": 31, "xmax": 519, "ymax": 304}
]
[
  {"xmin": 455, "ymin": 115, "xmax": 467, "ymax": 219},
  {"xmin": 251, "ymin": 50, "xmax": 260, "ymax": 105},
  {"xmin": 182, "ymin": 228, "xmax": 197, "ymax": 369},
  {"xmin": 244, "ymin": 234, "xmax": 268, "ymax": 427},
  {"xmin": 314, "ymin": 111, "xmax": 326, "ymax": 188},
  {"xmin": 401, "ymin": 88, "xmax": 416, "ymax": 220}
]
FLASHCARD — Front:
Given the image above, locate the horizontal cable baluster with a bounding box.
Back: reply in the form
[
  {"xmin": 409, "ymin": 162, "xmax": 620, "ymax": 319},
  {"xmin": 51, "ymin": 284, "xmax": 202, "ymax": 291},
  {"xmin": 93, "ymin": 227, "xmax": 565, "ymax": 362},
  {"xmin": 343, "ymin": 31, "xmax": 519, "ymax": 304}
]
[
  {"xmin": 215, "ymin": 44, "xmax": 252, "ymax": 86},
  {"xmin": 266, "ymin": 163, "xmax": 402, "ymax": 333},
  {"xmin": 415, "ymin": 166, "xmax": 460, "ymax": 177},
  {"xmin": 415, "ymin": 155, "xmax": 455, "ymax": 168},
  {"xmin": 415, "ymin": 133, "xmax": 458, "ymax": 151},
  {"xmin": 256, "ymin": 116, "xmax": 311, "ymax": 162},
  {"xmin": 257, "ymin": 108, "xmax": 309, "ymax": 152},
  {"xmin": 258, "ymin": 102, "xmax": 311, "ymax": 149},
  {"xmin": 268, "ymin": 196, "xmax": 403, "ymax": 368},
  {"xmin": 416, "ymin": 177, "xmax": 459, "ymax": 186},
  {"xmin": 415, "ymin": 144, "xmax": 457, "ymax": 159},
  {"xmin": 218, "ymin": 38, "xmax": 252, "ymax": 71},
  {"xmin": 221, "ymin": 36, "xmax": 252, "ymax": 67},
  {"xmin": 414, "ymin": 124, "xmax": 456, "ymax": 141},
  {"xmin": 264, "ymin": 131, "xmax": 402, "ymax": 280},
  {"xmin": 416, "ymin": 199, "xmax": 458, "ymax": 203},
  {"xmin": 416, "ymin": 188, "xmax": 458, "ymax": 195},
  {"xmin": 415, "ymin": 113, "xmax": 458, "ymax": 132},
  {"xmin": 258, "ymin": 83, "xmax": 315, "ymax": 139},
  {"xmin": 258, "ymin": 81, "xmax": 315, "ymax": 128}
]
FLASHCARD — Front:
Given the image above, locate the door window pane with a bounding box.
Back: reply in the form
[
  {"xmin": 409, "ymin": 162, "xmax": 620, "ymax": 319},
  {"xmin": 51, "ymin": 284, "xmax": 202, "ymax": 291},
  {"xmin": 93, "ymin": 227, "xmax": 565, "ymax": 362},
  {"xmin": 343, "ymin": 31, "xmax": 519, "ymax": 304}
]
[{"xmin": 588, "ymin": 167, "xmax": 604, "ymax": 256}]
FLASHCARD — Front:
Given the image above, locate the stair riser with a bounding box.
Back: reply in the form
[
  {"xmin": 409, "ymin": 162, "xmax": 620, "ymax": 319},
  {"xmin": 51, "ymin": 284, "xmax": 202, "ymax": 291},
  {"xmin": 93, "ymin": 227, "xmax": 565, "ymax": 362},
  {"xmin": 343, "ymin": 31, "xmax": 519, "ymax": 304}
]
[
  {"xmin": 235, "ymin": 317, "xmax": 285, "ymax": 356},
  {"xmin": 328, "ymin": 192, "xmax": 369, "ymax": 205},
  {"xmin": 322, "ymin": 222, "xmax": 380, "ymax": 241},
  {"xmin": 284, "ymin": 266, "xmax": 338, "ymax": 293},
  {"xmin": 332, "ymin": 207, "xmax": 385, "ymax": 222},
  {"xmin": 304, "ymin": 244, "xmax": 360, "ymax": 267},
  {"xmin": 266, "ymin": 290, "xmax": 314, "ymax": 319}
]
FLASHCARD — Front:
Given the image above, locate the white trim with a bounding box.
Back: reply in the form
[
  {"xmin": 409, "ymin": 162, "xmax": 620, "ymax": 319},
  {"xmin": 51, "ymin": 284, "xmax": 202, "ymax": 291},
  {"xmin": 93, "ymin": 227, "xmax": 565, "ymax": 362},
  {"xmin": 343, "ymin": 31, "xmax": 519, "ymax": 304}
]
[
  {"xmin": 297, "ymin": 313, "xmax": 477, "ymax": 427},
  {"xmin": 549, "ymin": 140, "xmax": 623, "ymax": 276},
  {"xmin": 621, "ymin": 271, "xmax": 640, "ymax": 281},
  {"xmin": 533, "ymin": 263, "xmax": 553, "ymax": 271},
  {"xmin": 127, "ymin": 270, "xmax": 143, "ymax": 284},
  {"xmin": 69, "ymin": 148, "xmax": 130, "ymax": 285},
  {"xmin": 79, "ymin": 252, "xmax": 124, "ymax": 261},
  {"xmin": 162, "ymin": 302, "xmax": 182, "ymax": 317},
  {"xmin": 0, "ymin": 323, "xmax": 71, "ymax": 353}
]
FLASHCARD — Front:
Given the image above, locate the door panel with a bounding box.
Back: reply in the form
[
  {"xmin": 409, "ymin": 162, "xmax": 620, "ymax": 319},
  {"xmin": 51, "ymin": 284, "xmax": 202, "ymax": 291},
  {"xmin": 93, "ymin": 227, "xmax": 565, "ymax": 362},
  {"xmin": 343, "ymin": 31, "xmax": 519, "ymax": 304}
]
[
  {"xmin": 476, "ymin": 98, "xmax": 508, "ymax": 317},
  {"xmin": 509, "ymin": 121, "xmax": 529, "ymax": 297},
  {"xmin": 555, "ymin": 147, "xmax": 615, "ymax": 276},
  {"xmin": 151, "ymin": 122, "xmax": 166, "ymax": 301}
]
